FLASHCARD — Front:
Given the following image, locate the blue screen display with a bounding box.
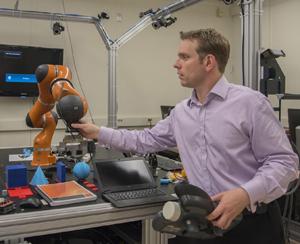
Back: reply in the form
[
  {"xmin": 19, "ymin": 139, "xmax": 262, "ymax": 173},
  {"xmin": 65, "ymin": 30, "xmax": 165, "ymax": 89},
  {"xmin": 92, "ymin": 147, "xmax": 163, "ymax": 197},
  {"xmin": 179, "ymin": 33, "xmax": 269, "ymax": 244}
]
[
  {"xmin": 0, "ymin": 44, "xmax": 63, "ymax": 96},
  {"xmin": 5, "ymin": 73, "xmax": 37, "ymax": 83},
  {"xmin": 4, "ymin": 51, "xmax": 22, "ymax": 57}
]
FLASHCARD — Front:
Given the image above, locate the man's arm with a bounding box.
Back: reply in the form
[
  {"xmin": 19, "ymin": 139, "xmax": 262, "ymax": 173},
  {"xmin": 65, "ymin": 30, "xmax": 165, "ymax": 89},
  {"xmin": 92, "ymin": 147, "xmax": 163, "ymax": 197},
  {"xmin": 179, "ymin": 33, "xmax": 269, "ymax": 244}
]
[
  {"xmin": 72, "ymin": 112, "xmax": 177, "ymax": 154},
  {"xmin": 207, "ymin": 95, "xmax": 299, "ymax": 229},
  {"xmin": 241, "ymin": 95, "xmax": 299, "ymax": 211}
]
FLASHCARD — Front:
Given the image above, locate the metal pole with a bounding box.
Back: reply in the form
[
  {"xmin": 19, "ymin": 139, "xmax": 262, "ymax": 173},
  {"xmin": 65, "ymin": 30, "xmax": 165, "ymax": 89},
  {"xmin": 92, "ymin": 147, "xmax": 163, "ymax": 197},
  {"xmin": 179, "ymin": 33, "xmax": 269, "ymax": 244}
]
[
  {"xmin": 108, "ymin": 46, "xmax": 117, "ymax": 128},
  {"xmin": 255, "ymin": 0, "xmax": 263, "ymax": 91},
  {"xmin": 249, "ymin": 1, "xmax": 254, "ymax": 88},
  {"xmin": 0, "ymin": 8, "xmax": 113, "ymax": 51},
  {"xmin": 116, "ymin": 0, "xmax": 204, "ymax": 48},
  {"xmin": 153, "ymin": 0, "xmax": 203, "ymax": 20},
  {"xmin": 115, "ymin": 16, "xmax": 153, "ymax": 48},
  {"xmin": 0, "ymin": 8, "xmax": 97, "ymax": 23},
  {"xmin": 94, "ymin": 21, "xmax": 113, "ymax": 49},
  {"xmin": 243, "ymin": 1, "xmax": 251, "ymax": 87},
  {"xmin": 242, "ymin": 0, "xmax": 263, "ymax": 90},
  {"xmin": 243, "ymin": 1, "xmax": 248, "ymax": 86}
]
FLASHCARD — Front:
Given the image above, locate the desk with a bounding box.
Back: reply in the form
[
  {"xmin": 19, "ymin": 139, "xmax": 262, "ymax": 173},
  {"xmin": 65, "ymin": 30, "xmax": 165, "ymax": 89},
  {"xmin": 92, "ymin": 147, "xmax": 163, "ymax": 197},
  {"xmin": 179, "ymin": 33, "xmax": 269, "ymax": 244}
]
[
  {"xmin": 0, "ymin": 147, "xmax": 170, "ymax": 244},
  {"xmin": 0, "ymin": 200, "xmax": 167, "ymax": 243}
]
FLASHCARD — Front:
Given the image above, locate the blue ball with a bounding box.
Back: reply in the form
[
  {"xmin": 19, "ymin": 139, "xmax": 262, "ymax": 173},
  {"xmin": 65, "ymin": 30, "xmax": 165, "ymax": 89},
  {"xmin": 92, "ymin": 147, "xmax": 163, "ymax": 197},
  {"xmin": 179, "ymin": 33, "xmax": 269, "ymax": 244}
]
[{"xmin": 73, "ymin": 161, "xmax": 90, "ymax": 180}]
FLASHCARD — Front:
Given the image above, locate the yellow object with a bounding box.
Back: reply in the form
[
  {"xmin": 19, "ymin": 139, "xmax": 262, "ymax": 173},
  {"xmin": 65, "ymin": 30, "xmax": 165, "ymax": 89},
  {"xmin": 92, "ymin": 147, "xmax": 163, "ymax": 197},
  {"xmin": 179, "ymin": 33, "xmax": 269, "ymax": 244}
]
[{"xmin": 167, "ymin": 168, "xmax": 187, "ymax": 182}]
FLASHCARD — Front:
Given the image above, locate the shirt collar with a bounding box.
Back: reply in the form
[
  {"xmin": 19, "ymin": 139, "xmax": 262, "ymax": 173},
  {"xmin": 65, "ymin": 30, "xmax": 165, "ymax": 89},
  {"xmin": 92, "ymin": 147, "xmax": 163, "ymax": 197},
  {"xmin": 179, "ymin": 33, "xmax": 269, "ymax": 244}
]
[
  {"xmin": 209, "ymin": 75, "xmax": 230, "ymax": 100},
  {"xmin": 187, "ymin": 75, "xmax": 230, "ymax": 107},
  {"xmin": 188, "ymin": 90, "xmax": 199, "ymax": 107}
]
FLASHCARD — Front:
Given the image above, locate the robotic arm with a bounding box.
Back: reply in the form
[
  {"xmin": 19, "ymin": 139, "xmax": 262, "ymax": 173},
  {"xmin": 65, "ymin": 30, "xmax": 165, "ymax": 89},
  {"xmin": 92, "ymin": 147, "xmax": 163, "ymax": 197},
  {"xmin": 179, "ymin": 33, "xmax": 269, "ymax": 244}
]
[{"xmin": 26, "ymin": 64, "xmax": 88, "ymax": 166}]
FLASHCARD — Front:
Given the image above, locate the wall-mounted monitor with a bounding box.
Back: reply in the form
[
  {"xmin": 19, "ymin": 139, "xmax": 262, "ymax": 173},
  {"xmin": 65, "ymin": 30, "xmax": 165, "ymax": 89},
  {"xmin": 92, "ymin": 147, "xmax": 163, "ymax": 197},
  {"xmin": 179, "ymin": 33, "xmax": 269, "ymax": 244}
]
[{"xmin": 0, "ymin": 44, "xmax": 63, "ymax": 97}]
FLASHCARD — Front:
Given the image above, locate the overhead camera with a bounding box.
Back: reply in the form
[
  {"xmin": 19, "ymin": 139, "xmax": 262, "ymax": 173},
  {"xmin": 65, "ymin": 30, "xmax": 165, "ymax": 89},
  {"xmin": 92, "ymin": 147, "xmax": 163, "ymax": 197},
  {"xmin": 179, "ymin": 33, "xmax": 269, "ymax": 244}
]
[
  {"xmin": 98, "ymin": 12, "xmax": 110, "ymax": 20},
  {"xmin": 223, "ymin": 0, "xmax": 238, "ymax": 4},
  {"xmin": 52, "ymin": 22, "xmax": 65, "ymax": 35},
  {"xmin": 152, "ymin": 16, "xmax": 177, "ymax": 29}
]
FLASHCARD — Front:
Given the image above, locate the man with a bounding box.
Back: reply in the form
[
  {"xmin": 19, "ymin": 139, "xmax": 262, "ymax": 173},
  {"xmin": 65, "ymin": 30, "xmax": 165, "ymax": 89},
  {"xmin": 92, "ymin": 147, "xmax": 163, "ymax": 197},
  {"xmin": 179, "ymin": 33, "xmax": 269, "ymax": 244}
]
[{"xmin": 72, "ymin": 28, "xmax": 298, "ymax": 244}]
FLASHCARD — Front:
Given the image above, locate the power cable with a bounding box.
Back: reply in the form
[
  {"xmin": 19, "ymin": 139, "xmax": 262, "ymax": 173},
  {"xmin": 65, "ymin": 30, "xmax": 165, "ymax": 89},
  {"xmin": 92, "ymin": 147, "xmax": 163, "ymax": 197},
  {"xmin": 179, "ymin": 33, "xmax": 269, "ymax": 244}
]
[
  {"xmin": 240, "ymin": 0, "xmax": 245, "ymax": 86},
  {"xmin": 61, "ymin": 0, "xmax": 96, "ymax": 125}
]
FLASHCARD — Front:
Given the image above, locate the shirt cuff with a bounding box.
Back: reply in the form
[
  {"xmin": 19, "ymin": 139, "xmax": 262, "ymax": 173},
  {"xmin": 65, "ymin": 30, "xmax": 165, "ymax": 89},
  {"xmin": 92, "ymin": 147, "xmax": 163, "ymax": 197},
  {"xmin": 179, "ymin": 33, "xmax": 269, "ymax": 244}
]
[
  {"xmin": 241, "ymin": 176, "xmax": 266, "ymax": 213},
  {"xmin": 98, "ymin": 126, "xmax": 115, "ymax": 147}
]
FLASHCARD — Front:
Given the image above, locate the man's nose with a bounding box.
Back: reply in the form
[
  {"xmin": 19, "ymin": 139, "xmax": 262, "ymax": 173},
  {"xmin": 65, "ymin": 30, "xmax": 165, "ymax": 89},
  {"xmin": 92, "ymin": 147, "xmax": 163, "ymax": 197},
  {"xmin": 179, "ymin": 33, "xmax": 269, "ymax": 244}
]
[{"xmin": 173, "ymin": 60, "xmax": 180, "ymax": 69}]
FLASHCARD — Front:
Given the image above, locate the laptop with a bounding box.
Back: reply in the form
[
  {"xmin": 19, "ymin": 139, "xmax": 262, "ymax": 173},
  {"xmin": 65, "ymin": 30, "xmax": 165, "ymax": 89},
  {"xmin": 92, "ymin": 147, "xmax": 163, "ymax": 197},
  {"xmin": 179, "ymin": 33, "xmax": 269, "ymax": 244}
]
[{"xmin": 93, "ymin": 158, "xmax": 177, "ymax": 208}]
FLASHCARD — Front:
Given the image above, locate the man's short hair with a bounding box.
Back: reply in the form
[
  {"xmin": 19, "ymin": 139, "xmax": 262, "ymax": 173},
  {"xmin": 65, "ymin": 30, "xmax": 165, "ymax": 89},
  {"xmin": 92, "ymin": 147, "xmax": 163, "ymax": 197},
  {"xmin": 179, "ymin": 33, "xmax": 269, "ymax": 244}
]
[{"xmin": 180, "ymin": 28, "xmax": 230, "ymax": 73}]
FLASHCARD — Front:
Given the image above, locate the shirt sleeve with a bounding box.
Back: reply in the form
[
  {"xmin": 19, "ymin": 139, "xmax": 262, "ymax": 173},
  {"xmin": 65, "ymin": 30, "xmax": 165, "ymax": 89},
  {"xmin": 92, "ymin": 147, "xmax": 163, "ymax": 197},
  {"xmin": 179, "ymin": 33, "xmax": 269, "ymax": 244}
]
[
  {"xmin": 241, "ymin": 95, "xmax": 299, "ymax": 212},
  {"xmin": 97, "ymin": 111, "xmax": 177, "ymax": 154}
]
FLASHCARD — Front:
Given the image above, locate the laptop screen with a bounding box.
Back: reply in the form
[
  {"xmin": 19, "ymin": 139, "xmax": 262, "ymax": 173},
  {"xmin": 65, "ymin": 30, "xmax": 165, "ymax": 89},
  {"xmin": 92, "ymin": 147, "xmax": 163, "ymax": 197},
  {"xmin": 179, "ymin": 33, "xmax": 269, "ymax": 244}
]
[{"xmin": 93, "ymin": 158, "xmax": 156, "ymax": 192}]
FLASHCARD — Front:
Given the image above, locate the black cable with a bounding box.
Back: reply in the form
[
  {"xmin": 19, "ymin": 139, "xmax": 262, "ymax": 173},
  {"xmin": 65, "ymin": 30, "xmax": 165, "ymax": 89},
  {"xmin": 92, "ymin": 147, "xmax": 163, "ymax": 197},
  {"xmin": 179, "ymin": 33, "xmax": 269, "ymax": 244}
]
[
  {"xmin": 240, "ymin": 0, "xmax": 245, "ymax": 86},
  {"xmin": 89, "ymin": 152, "xmax": 94, "ymax": 163},
  {"xmin": 60, "ymin": 118, "xmax": 76, "ymax": 140},
  {"xmin": 32, "ymin": 96, "xmax": 36, "ymax": 105},
  {"xmin": 61, "ymin": 0, "xmax": 96, "ymax": 125}
]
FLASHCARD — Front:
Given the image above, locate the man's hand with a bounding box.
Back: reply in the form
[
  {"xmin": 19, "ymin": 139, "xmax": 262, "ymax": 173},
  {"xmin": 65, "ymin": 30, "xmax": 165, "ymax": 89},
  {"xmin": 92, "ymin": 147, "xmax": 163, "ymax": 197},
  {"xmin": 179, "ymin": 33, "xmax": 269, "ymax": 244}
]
[
  {"xmin": 206, "ymin": 187, "xmax": 250, "ymax": 230},
  {"xmin": 71, "ymin": 122, "xmax": 100, "ymax": 140}
]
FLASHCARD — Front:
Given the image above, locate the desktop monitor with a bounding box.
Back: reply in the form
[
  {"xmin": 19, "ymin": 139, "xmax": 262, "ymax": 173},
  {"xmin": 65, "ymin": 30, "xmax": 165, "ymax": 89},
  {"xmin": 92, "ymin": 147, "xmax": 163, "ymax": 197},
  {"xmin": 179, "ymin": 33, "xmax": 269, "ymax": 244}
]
[
  {"xmin": 288, "ymin": 109, "xmax": 300, "ymax": 144},
  {"xmin": 0, "ymin": 44, "xmax": 63, "ymax": 97},
  {"xmin": 160, "ymin": 105, "xmax": 175, "ymax": 119}
]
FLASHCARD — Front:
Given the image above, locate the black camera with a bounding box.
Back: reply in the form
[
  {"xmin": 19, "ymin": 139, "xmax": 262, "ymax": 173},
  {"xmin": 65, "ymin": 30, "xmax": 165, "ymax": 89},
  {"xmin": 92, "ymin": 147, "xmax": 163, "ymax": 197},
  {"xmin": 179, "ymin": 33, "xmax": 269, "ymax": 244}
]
[
  {"xmin": 52, "ymin": 22, "xmax": 65, "ymax": 35},
  {"xmin": 223, "ymin": 0, "xmax": 237, "ymax": 4}
]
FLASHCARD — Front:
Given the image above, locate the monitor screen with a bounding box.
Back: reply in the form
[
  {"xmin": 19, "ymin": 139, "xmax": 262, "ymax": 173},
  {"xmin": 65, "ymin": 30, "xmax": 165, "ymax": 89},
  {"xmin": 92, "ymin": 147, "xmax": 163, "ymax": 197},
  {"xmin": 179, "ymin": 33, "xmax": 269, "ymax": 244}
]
[
  {"xmin": 94, "ymin": 159, "xmax": 154, "ymax": 188},
  {"xmin": 0, "ymin": 44, "xmax": 63, "ymax": 97},
  {"xmin": 160, "ymin": 105, "xmax": 175, "ymax": 119}
]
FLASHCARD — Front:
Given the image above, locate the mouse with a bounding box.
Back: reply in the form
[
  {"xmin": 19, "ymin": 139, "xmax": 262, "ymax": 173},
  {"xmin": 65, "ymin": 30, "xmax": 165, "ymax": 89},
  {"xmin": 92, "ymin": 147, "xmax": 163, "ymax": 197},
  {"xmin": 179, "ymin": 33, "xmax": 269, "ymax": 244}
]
[{"xmin": 19, "ymin": 197, "xmax": 42, "ymax": 209}]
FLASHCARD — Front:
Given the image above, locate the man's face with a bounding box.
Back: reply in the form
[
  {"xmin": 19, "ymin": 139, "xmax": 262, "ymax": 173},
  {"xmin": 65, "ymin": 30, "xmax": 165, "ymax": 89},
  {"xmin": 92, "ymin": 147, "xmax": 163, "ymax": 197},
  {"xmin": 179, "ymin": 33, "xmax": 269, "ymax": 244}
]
[{"xmin": 173, "ymin": 39, "xmax": 206, "ymax": 88}]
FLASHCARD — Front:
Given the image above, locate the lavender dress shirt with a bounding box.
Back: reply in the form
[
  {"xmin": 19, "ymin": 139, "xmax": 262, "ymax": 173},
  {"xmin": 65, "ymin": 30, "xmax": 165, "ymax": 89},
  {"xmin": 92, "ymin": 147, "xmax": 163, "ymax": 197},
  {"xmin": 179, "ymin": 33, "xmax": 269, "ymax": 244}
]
[{"xmin": 98, "ymin": 76, "xmax": 299, "ymax": 211}]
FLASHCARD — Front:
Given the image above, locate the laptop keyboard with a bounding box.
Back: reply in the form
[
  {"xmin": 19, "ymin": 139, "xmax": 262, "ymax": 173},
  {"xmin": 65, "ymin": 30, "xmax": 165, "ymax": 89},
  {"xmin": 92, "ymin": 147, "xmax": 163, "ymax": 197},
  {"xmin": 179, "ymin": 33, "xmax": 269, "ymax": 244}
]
[{"xmin": 106, "ymin": 188, "xmax": 166, "ymax": 201}]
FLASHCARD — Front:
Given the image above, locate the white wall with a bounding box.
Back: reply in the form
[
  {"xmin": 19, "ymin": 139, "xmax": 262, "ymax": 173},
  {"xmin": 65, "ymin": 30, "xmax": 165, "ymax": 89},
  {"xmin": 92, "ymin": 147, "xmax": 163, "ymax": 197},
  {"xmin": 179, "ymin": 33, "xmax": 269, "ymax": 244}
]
[{"xmin": 0, "ymin": 0, "xmax": 238, "ymax": 147}]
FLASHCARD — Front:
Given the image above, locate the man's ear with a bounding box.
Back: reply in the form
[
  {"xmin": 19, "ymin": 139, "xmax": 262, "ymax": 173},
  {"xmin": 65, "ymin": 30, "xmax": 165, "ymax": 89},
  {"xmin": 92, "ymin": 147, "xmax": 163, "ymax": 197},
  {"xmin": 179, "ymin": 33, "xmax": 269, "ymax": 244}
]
[{"xmin": 205, "ymin": 54, "xmax": 217, "ymax": 72}]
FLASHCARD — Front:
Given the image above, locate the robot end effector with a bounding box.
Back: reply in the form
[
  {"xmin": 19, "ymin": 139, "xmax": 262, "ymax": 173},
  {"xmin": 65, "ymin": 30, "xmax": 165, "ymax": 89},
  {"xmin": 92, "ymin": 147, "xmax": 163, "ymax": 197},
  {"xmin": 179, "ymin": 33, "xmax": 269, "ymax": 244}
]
[{"xmin": 26, "ymin": 64, "xmax": 88, "ymax": 166}]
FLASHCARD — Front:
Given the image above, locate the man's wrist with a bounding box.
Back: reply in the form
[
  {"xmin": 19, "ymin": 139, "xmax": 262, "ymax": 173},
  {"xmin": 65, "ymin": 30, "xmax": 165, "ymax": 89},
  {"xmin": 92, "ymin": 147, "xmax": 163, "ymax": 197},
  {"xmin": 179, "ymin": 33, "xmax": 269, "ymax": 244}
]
[
  {"xmin": 239, "ymin": 187, "xmax": 250, "ymax": 206},
  {"xmin": 94, "ymin": 128, "xmax": 100, "ymax": 140}
]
